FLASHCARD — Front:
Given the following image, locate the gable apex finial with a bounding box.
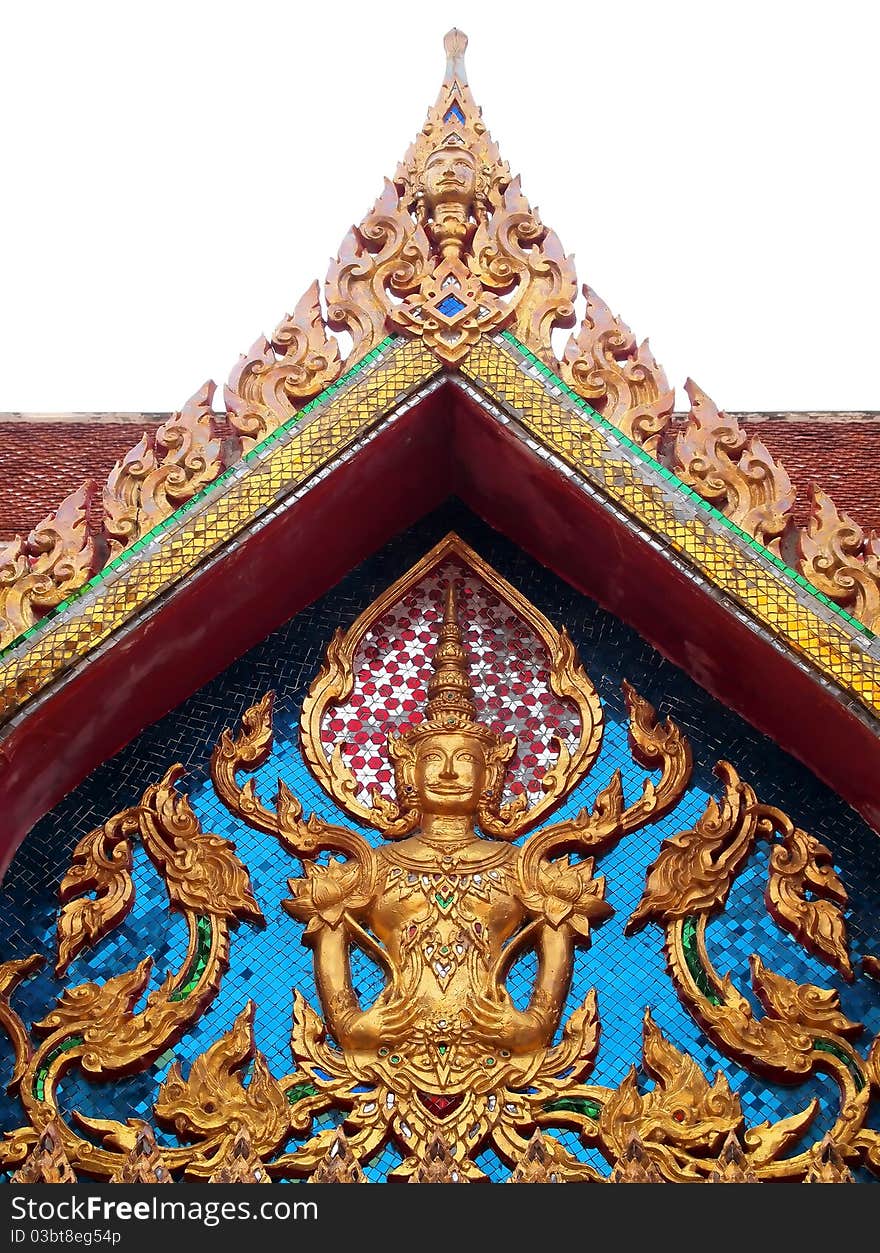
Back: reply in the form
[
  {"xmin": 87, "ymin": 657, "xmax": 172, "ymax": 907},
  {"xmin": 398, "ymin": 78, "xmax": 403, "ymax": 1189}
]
[{"xmin": 443, "ymin": 28, "xmax": 468, "ymax": 86}]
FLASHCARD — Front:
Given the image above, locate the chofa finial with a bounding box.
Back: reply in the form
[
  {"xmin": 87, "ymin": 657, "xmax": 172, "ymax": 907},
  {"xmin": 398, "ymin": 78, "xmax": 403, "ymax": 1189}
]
[{"xmin": 443, "ymin": 28, "xmax": 468, "ymax": 85}]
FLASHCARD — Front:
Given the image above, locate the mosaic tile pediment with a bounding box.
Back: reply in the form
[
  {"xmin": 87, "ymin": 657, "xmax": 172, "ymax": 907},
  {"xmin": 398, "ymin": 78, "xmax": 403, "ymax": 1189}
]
[{"xmin": 2, "ymin": 508, "xmax": 879, "ymax": 1183}]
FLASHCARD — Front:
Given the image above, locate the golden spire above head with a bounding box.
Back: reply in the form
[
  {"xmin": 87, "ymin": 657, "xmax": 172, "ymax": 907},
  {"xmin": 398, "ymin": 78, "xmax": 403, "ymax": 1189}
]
[{"xmin": 424, "ymin": 582, "xmax": 479, "ymax": 725}]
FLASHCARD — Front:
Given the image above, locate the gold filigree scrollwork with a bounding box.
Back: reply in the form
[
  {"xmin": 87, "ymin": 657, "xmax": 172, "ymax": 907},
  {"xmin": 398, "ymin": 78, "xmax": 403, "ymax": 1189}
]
[
  {"xmin": 627, "ymin": 762, "xmax": 757, "ymax": 933},
  {"xmin": 230, "ymin": 545, "xmax": 697, "ymax": 1181},
  {"xmin": 795, "ymin": 487, "xmax": 880, "ymax": 631},
  {"xmin": 5, "ymin": 527, "xmax": 877, "ymax": 1183},
  {"xmin": 598, "ymin": 1011, "xmax": 742, "ymax": 1182},
  {"xmin": 0, "ymin": 765, "xmax": 263, "ymax": 1180},
  {"xmin": 0, "ymin": 955, "xmax": 43, "ymax": 1093},
  {"xmin": 323, "ymin": 30, "xmax": 577, "ymax": 365},
  {"xmin": 666, "ymin": 926, "xmax": 868, "ymax": 1179},
  {"xmin": 154, "ymin": 1003, "xmax": 290, "ymax": 1177},
  {"xmin": 138, "ymin": 765, "xmax": 263, "ymax": 924},
  {"xmin": 225, "ymin": 284, "xmax": 344, "ymax": 451},
  {"xmin": 55, "ymin": 807, "xmax": 139, "ymax": 976},
  {"xmin": 560, "ymin": 285, "xmax": 675, "ymax": 456},
  {"xmin": 762, "ymin": 809, "xmax": 852, "ymax": 980},
  {"xmin": 103, "ymin": 383, "xmax": 224, "ymax": 553},
  {"xmin": 326, "ymin": 182, "xmax": 431, "ymax": 364},
  {"xmin": 671, "ymin": 379, "xmax": 795, "ymax": 553},
  {"xmin": 0, "ymin": 483, "xmax": 98, "ymax": 649},
  {"xmin": 210, "ymin": 691, "xmax": 279, "ymax": 835},
  {"xmin": 624, "ymin": 754, "xmax": 870, "ymax": 1180},
  {"xmin": 469, "ymin": 178, "xmax": 577, "ymax": 364},
  {"xmin": 628, "ymin": 763, "xmax": 852, "ymax": 980}
]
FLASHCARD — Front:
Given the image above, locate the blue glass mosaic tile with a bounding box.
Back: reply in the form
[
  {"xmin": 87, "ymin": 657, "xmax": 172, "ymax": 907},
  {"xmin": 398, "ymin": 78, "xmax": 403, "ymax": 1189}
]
[
  {"xmin": 2, "ymin": 500, "xmax": 879, "ymax": 1183},
  {"xmin": 436, "ymin": 294, "xmax": 466, "ymax": 318}
]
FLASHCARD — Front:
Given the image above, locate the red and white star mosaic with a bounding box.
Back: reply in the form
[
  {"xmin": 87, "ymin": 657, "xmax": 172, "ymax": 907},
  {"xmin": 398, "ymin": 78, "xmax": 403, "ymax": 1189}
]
[{"xmin": 320, "ymin": 559, "xmax": 582, "ymax": 806}]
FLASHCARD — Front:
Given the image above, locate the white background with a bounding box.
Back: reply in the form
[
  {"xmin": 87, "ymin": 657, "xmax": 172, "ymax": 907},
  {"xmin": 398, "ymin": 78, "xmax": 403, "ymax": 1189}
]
[{"xmin": 1, "ymin": 0, "xmax": 877, "ymax": 413}]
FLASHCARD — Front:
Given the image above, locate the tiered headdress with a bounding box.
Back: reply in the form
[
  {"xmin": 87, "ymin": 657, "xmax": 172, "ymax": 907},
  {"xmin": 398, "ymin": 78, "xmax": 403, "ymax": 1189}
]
[{"xmin": 397, "ymin": 581, "xmax": 506, "ymax": 749}]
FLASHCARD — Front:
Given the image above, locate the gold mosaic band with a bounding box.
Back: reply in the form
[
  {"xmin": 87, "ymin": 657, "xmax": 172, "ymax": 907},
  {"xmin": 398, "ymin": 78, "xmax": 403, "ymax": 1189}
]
[
  {"xmin": 462, "ymin": 336, "xmax": 880, "ymax": 720},
  {"xmin": 2, "ymin": 329, "xmax": 878, "ymax": 727},
  {"xmin": 0, "ymin": 339, "xmax": 441, "ymax": 721}
]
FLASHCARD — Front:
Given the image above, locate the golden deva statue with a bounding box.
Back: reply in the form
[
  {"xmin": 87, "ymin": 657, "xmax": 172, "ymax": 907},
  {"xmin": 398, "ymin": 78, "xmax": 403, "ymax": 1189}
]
[
  {"xmin": 213, "ymin": 535, "xmax": 692, "ymax": 1174},
  {"xmin": 287, "ymin": 583, "xmax": 612, "ymax": 1060}
]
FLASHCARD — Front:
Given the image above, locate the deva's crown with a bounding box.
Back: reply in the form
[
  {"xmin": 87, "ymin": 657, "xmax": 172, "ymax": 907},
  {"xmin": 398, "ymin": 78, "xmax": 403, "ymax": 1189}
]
[{"xmin": 397, "ymin": 581, "xmax": 505, "ymax": 749}]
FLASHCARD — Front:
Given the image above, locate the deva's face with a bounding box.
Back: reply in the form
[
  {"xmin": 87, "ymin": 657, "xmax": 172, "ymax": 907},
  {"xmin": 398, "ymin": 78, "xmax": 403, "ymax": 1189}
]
[
  {"xmin": 413, "ymin": 731, "xmax": 486, "ymax": 816},
  {"xmin": 422, "ymin": 146, "xmax": 477, "ymax": 208}
]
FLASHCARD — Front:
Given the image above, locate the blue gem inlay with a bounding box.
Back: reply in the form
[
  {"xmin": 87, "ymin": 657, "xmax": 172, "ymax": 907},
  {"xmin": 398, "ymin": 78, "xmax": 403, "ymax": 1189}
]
[
  {"xmin": 444, "ymin": 102, "xmax": 465, "ymax": 124},
  {"xmin": 436, "ymin": 293, "xmax": 466, "ymax": 318}
]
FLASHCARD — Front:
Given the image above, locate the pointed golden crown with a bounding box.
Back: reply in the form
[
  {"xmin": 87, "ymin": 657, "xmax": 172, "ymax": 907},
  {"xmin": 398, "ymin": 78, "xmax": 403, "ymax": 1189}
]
[
  {"xmin": 400, "ymin": 580, "xmax": 500, "ymax": 746},
  {"xmin": 425, "ymin": 582, "xmax": 479, "ymax": 723}
]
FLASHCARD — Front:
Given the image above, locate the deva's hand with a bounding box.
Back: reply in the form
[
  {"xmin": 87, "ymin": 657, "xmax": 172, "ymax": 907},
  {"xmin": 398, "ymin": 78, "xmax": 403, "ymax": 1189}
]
[
  {"xmin": 467, "ymin": 991, "xmax": 548, "ymax": 1055},
  {"xmin": 336, "ymin": 996, "xmax": 419, "ymax": 1052}
]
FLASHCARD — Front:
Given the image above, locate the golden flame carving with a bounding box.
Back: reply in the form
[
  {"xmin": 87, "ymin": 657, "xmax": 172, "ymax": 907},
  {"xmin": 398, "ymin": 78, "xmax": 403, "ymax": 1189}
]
[
  {"xmin": 561, "ymin": 285, "xmax": 675, "ymax": 456},
  {"xmin": 2, "ymin": 528, "xmax": 878, "ymax": 1183},
  {"xmin": 103, "ymin": 382, "xmax": 223, "ymax": 554},
  {"xmin": 226, "ymin": 283, "xmax": 343, "ymax": 452},
  {"xmin": 3, "ymin": 27, "xmax": 880, "ymax": 668},
  {"xmin": 55, "ymin": 806, "xmax": 139, "ymax": 977},
  {"xmin": 0, "ymin": 483, "xmax": 98, "ymax": 648},
  {"xmin": 796, "ymin": 487, "xmax": 880, "ymax": 631},
  {"xmin": 671, "ymin": 379, "xmax": 795, "ymax": 553}
]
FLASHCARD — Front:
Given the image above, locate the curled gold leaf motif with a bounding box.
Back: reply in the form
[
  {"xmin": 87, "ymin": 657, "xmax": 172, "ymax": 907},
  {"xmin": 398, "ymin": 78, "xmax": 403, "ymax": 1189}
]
[
  {"xmin": 139, "ymin": 765, "xmax": 264, "ymax": 924},
  {"xmin": 0, "ymin": 955, "xmax": 43, "ymax": 1093},
  {"xmin": 599, "ymin": 1012, "xmax": 742, "ymax": 1182},
  {"xmin": 560, "ymin": 285, "xmax": 674, "ymax": 455},
  {"xmin": 155, "ymin": 1003, "xmax": 290, "ymax": 1176},
  {"xmin": 1, "ymin": 759, "xmax": 266, "ymax": 1179},
  {"xmin": 210, "ymin": 691, "xmax": 279, "ymax": 836},
  {"xmin": 102, "ymin": 385, "xmax": 224, "ymax": 551},
  {"xmin": 671, "ymin": 379, "xmax": 794, "ymax": 553},
  {"xmin": 627, "ymin": 761, "xmax": 756, "ymax": 933},
  {"xmin": 55, "ymin": 807, "xmax": 139, "ymax": 976},
  {"xmin": 3, "ymin": 523, "xmax": 878, "ymax": 1183},
  {"xmin": 0, "ymin": 483, "xmax": 98, "ymax": 648},
  {"xmin": 796, "ymin": 487, "xmax": 880, "ymax": 631},
  {"xmin": 102, "ymin": 435, "xmax": 158, "ymax": 552},
  {"xmin": 763, "ymin": 813, "xmax": 852, "ymax": 980},
  {"xmin": 226, "ymin": 285, "xmax": 343, "ymax": 451}
]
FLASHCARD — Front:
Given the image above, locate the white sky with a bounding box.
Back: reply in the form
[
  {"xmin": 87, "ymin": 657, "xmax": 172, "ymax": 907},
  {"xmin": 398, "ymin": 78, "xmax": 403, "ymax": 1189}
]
[{"xmin": 1, "ymin": 0, "xmax": 878, "ymax": 413}]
